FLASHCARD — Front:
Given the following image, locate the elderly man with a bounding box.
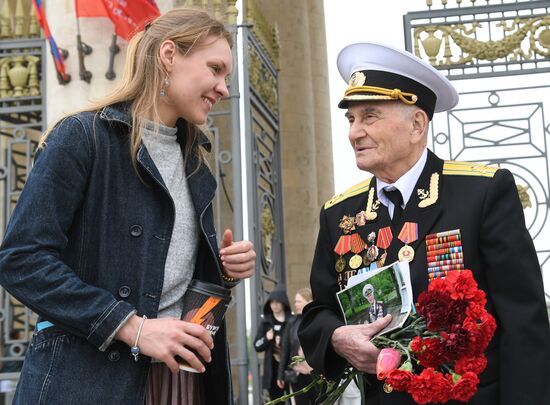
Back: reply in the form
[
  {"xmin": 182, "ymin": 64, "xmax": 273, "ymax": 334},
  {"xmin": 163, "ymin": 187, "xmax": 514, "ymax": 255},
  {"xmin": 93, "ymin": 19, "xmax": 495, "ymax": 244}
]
[
  {"xmin": 362, "ymin": 283, "xmax": 385, "ymax": 323},
  {"xmin": 298, "ymin": 42, "xmax": 550, "ymax": 405}
]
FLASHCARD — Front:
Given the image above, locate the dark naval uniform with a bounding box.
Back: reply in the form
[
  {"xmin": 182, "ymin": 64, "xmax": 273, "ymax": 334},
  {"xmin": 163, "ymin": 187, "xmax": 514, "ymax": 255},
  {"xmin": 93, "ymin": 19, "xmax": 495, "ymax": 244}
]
[{"xmin": 299, "ymin": 150, "xmax": 550, "ymax": 405}]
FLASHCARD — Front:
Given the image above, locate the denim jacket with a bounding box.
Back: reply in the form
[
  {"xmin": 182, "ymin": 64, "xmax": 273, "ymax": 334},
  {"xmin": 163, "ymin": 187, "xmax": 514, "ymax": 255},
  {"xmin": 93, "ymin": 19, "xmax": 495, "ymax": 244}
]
[{"xmin": 0, "ymin": 103, "xmax": 235, "ymax": 404}]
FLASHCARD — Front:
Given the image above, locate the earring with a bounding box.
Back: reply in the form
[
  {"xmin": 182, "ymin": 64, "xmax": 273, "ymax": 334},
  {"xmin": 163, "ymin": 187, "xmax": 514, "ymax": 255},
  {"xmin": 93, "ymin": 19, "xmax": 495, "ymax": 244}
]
[{"xmin": 160, "ymin": 76, "xmax": 169, "ymax": 97}]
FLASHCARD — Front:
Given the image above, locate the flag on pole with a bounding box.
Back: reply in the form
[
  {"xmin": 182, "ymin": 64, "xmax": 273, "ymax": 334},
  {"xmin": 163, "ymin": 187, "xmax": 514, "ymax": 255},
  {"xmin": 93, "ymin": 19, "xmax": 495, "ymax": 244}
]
[
  {"xmin": 75, "ymin": 0, "xmax": 108, "ymax": 17},
  {"xmin": 102, "ymin": 0, "xmax": 160, "ymax": 41},
  {"xmin": 32, "ymin": 0, "xmax": 70, "ymax": 83}
]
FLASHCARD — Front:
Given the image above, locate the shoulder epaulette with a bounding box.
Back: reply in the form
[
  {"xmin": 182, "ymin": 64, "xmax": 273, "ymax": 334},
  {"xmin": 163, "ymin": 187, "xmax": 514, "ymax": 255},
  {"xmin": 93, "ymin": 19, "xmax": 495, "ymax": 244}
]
[
  {"xmin": 442, "ymin": 161, "xmax": 498, "ymax": 178},
  {"xmin": 324, "ymin": 177, "xmax": 372, "ymax": 209}
]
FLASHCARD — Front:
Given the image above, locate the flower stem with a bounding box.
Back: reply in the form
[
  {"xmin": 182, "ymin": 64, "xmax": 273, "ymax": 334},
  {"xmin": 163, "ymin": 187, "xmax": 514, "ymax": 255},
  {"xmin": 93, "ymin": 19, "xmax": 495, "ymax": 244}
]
[{"xmin": 265, "ymin": 378, "xmax": 323, "ymax": 405}]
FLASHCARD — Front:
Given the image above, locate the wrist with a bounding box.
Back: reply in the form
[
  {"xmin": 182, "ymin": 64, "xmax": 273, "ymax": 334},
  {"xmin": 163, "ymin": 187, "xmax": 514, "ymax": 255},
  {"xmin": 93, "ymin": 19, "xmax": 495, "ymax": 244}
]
[{"xmin": 115, "ymin": 315, "xmax": 141, "ymax": 346}]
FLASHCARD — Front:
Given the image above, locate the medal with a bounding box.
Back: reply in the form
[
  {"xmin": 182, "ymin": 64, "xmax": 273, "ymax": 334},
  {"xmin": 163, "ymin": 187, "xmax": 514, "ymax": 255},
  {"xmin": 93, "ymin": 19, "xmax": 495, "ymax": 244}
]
[
  {"xmin": 339, "ymin": 215, "xmax": 356, "ymax": 234},
  {"xmin": 355, "ymin": 211, "xmax": 366, "ymax": 227},
  {"xmin": 335, "ymin": 256, "xmax": 346, "ymax": 272},
  {"xmin": 398, "ymin": 245, "xmax": 415, "ymax": 262},
  {"xmin": 349, "ymin": 254, "xmax": 363, "ymax": 269},
  {"xmin": 377, "ymin": 251, "xmax": 387, "ymax": 268},
  {"xmin": 349, "ymin": 234, "xmax": 366, "ymax": 269},
  {"xmin": 334, "ymin": 235, "xmax": 352, "ymax": 272},
  {"xmin": 397, "ymin": 222, "xmax": 419, "ymax": 263},
  {"xmin": 366, "ymin": 244, "xmax": 379, "ymax": 261}
]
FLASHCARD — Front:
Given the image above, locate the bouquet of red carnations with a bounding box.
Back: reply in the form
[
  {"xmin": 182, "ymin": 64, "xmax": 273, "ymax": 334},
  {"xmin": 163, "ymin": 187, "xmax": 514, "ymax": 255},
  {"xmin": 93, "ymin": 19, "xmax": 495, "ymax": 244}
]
[
  {"xmin": 267, "ymin": 269, "xmax": 496, "ymax": 405},
  {"xmin": 374, "ymin": 269, "xmax": 496, "ymax": 403}
]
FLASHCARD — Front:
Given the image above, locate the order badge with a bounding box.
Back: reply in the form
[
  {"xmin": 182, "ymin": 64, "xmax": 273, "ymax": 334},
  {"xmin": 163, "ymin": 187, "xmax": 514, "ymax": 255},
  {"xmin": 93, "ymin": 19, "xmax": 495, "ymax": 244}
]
[{"xmin": 398, "ymin": 245, "xmax": 415, "ymax": 262}]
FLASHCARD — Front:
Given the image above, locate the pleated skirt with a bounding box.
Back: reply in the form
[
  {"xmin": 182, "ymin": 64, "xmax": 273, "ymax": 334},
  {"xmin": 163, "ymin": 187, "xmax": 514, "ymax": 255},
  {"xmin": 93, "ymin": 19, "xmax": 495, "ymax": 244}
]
[{"xmin": 145, "ymin": 363, "xmax": 204, "ymax": 405}]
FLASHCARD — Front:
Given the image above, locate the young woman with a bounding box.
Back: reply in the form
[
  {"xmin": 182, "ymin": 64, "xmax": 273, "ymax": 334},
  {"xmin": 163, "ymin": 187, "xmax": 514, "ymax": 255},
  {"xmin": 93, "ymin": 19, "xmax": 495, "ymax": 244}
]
[{"xmin": 0, "ymin": 7, "xmax": 255, "ymax": 405}]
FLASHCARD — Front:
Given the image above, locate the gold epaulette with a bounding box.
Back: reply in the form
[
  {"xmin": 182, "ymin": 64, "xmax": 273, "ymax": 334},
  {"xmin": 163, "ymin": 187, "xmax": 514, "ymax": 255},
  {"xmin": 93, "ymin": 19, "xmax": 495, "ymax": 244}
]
[
  {"xmin": 442, "ymin": 161, "xmax": 498, "ymax": 178},
  {"xmin": 324, "ymin": 177, "xmax": 372, "ymax": 209}
]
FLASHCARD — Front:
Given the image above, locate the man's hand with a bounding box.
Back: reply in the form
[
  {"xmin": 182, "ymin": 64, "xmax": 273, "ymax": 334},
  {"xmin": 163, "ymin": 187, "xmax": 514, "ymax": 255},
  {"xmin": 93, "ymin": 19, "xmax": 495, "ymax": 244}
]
[
  {"xmin": 219, "ymin": 229, "xmax": 255, "ymax": 280},
  {"xmin": 330, "ymin": 314, "xmax": 392, "ymax": 374}
]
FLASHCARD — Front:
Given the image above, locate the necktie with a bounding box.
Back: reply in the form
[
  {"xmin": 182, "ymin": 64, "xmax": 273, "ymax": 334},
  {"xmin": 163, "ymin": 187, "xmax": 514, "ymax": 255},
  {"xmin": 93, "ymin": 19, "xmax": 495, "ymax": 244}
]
[{"xmin": 384, "ymin": 188, "xmax": 404, "ymax": 227}]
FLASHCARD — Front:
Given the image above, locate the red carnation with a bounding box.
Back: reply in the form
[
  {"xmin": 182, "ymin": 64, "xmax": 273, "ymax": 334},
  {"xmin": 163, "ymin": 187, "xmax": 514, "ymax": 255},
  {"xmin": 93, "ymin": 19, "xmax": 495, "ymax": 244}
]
[
  {"xmin": 441, "ymin": 326, "xmax": 473, "ymax": 361},
  {"xmin": 455, "ymin": 355, "xmax": 488, "ymax": 375},
  {"xmin": 416, "ymin": 337, "xmax": 445, "ymax": 368},
  {"xmin": 417, "ymin": 290, "xmax": 452, "ymax": 330},
  {"xmin": 445, "ymin": 270, "xmax": 478, "ymax": 300},
  {"xmin": 386, "ymin": 368, "xmax": 414, "ymax": 391},
  {"xmin": 451, "ymin": 372, "xmax": 479, "ymax": 402},
  {"xmin": 447, "ymin": 298, "xmax": 469, "ymax": 327}
]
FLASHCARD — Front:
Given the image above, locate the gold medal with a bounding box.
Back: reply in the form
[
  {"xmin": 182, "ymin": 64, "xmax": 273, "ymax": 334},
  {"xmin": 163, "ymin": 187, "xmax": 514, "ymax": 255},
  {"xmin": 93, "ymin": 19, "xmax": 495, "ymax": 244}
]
[
  {"xmin": 349, "ymin": 254, "xmax": 362, "ymax": 269},
  {"xmin": 335, "ymin": 256, "xmax": 346, "ymax": 272},
  {"xmin": 398, "ymin": 245, "xmax": 415, "ymax": 262}
]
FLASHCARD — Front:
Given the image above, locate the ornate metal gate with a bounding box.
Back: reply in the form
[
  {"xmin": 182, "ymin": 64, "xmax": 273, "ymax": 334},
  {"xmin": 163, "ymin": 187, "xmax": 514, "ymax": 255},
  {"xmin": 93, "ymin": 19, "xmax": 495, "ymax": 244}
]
[
  {"xmin": 0, "ymin": 32, "xmax": 45, "ymax": 405},
  {"xmin": 404, "ymin": 0, "xmax": 550, "ymax": 304}
]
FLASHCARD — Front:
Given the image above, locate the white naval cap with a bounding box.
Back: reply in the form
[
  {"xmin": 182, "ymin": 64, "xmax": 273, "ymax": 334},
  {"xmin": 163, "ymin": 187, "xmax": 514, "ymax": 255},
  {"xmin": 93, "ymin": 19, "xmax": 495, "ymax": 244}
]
[{"xmin": 337, "ymin": 42, "xmax": 459, "ymax": 119}]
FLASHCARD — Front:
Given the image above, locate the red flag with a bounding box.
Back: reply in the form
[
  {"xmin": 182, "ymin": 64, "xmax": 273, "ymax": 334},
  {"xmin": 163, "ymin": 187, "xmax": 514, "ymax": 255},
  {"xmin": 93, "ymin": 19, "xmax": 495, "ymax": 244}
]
[
  {"xmin": 102, "ymin": 0, "xmax": 160, "ymax": 41},
  {"xmin": 75, "ymin": 0, "xmax": 108, "ymax": 17}
]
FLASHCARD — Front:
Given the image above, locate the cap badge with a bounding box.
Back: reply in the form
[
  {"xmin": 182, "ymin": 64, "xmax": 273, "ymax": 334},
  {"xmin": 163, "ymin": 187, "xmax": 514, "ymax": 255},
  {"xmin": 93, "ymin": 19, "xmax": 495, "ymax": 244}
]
[{"xmin": 348, "ymin": 71, "xmax": 366, "ymax": 88}]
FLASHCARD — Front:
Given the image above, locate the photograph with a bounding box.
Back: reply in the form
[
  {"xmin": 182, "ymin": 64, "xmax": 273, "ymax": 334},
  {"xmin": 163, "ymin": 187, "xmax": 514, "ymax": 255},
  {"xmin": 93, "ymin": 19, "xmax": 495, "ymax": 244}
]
[{"xmin": 337, "ymin": 262, "xmax": 412, "ymax": 336}]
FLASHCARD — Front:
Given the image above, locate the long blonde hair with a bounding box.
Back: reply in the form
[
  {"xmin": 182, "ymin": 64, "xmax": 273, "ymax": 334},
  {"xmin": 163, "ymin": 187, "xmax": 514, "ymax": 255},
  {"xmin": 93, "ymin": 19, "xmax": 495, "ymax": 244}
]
[{"xmin": 41, "ymin": 7, "xmax": 233, "ymax": 171}]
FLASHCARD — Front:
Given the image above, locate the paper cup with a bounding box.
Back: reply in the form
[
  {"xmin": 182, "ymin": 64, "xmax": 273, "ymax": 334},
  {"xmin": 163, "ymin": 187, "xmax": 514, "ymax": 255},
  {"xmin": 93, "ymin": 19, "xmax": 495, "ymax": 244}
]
[{"xmin": 178, "ymin": 280, "xmax": 232, "ymax": 372}]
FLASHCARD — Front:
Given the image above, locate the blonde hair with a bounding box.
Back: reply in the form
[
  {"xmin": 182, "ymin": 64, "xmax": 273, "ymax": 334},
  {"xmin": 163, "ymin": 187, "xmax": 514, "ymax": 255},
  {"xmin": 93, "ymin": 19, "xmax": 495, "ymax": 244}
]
[
  {"xmin": 296, "ymin": 287, "xmax": 312, "ymax": 302},
  {"xmin": 41, "ymin": 7, "xmax": 233, "ymax": 172}
]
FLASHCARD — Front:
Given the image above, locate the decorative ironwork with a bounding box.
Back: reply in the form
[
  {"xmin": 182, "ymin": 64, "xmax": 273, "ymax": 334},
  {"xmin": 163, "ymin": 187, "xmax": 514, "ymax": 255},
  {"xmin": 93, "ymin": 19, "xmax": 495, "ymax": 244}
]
[
  {"xmin": 404, "ymin": 1, "xmax": 550, "ymax": 79},
  {"xmin": 247, "ymin": 43, "xmax": 278, "ymax": 116},
  {"xmin": 245, "ymin": 0, "xmax": 279, "ymax": 67},
  {"xmin": 429, "ymin": 83, "xmax": 550, "ymax": 286},
  {"xmin": 1, "ymin": 0, "xmax": 39, "ymax": 40}
]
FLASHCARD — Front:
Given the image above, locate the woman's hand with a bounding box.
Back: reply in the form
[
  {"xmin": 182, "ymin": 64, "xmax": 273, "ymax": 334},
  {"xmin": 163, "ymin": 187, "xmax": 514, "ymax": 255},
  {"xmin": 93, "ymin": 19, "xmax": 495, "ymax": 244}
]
[
  {"xmin": 219, "ymin": 229, "xmax": 255, "ymax": 280},
  {"xmin": 116, "ymin": 315, "xmax": 214, "ymax": 373}
]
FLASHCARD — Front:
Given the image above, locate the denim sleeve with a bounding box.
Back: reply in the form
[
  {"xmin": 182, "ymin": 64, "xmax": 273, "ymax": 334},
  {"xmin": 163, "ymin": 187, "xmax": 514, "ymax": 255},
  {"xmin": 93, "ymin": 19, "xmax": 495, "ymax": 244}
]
[{"xmin": 0, "ymin": 116, "xmax": 135, "ymax": 350}]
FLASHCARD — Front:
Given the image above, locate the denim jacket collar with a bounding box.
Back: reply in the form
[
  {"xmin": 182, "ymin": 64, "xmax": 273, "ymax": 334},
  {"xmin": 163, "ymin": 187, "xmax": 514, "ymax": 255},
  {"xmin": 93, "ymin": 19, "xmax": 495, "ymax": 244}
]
[{"xmin": 99, "ymin": 103, "xmax": 212, "ymax": 152}]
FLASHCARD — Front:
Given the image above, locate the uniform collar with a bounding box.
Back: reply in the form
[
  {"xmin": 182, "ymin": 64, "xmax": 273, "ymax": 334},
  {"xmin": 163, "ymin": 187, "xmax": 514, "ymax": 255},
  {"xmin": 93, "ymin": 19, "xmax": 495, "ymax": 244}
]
[{"xmin": 376, "ymin": 148, "xmax": 428, "ymax": 209}]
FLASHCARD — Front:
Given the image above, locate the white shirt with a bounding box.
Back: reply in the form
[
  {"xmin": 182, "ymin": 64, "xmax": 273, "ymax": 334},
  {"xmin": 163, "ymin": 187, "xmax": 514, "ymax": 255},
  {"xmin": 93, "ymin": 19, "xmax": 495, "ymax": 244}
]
[{"xmin": 376, "ymin": 148, "xmax": 428, "ymax": 219}]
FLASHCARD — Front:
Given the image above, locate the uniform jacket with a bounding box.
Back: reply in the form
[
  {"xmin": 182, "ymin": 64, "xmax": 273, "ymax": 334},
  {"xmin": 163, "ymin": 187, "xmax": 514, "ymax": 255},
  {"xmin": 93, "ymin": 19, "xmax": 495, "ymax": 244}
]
[
  {"xmin": 254, "ymin": 289, "xmax": 292, "ymax": 390},
  {"xmin": 0, "ymin": 103, "xmax": 237, "ymax": 405},
  {"xmin": 299, "ymin": 150, "xmax": 550, "ymax": 405}
]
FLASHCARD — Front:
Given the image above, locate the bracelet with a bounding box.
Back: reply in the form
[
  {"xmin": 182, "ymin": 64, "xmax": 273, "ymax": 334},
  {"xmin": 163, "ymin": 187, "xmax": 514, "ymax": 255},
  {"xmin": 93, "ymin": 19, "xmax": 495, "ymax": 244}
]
[
  {"xmin": 221, "ymin": 273, "xmax": 238, "ymax": 283},
  {"xmin": 130, "ymin": 315, "xmax": 147, "ymax": 362}
]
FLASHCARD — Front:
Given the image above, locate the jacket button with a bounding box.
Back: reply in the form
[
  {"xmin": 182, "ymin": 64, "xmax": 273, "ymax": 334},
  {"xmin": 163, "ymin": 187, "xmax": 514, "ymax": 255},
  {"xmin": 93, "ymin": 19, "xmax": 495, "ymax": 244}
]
[
  {"xmin": 130, "ymin": 225, "xmax": 143, "ymax": 237},
  {"xmin": 108, "ymin": 350, "xmax": 120, "ymax": 362},
  {"xmin": 118, "ymin": 286, "xmax": 131, "ymax": 298}
]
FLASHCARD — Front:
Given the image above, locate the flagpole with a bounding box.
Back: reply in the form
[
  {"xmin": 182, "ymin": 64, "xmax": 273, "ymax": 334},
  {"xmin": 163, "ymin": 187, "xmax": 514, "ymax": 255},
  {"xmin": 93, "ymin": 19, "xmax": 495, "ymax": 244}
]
[
  {"xmin": 105, "ymin": 34, "xmax": 119, "ymax": 81},
  {"xmin": 75, "ymin": 15, "xmax": 92, "ymax": 83}
]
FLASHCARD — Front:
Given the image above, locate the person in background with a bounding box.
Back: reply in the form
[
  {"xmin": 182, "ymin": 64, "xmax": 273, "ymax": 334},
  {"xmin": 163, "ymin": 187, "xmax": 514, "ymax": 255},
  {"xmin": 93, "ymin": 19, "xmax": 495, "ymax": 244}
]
[
  {"xmin": 299, "ymin": 41, "xmax": 550, "ymax": 404},
  {"xmin": 0, "ymin": 7, "xmax": 255, "ymax": 405},
  {"xmin": 254, "ymin": 289, "xmax": 292, "ymax": 403},
  {"xmin": 277, "ymin": 287, "xmax": 316, "ymax": 405}
]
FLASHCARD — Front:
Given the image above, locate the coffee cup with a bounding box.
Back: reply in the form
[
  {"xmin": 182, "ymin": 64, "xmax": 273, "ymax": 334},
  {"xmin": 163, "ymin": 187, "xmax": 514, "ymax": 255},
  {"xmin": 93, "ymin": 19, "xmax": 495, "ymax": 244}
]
[{"xmin": 178, "ymin": 279, "xmax": 232, "ymax": 372}]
